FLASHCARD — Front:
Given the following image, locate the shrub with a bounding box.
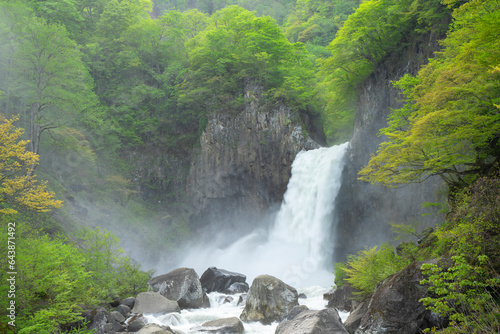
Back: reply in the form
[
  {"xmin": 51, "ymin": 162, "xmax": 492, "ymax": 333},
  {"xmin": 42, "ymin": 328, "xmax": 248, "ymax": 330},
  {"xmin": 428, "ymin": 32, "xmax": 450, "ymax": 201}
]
[
  {"xmin": 420, "ymin": 255, "xmax": 500, "ymax": 333},
  {"xmin": 337, "ymin": 243, "xmax": 411, "ymax": 299}
]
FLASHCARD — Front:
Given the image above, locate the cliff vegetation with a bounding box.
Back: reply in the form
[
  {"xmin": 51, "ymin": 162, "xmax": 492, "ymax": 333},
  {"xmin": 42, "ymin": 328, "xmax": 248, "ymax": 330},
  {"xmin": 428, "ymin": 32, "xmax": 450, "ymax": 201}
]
[{"xmin": 0, "ymin": 0, "xmax": 499, "ymax": 332}]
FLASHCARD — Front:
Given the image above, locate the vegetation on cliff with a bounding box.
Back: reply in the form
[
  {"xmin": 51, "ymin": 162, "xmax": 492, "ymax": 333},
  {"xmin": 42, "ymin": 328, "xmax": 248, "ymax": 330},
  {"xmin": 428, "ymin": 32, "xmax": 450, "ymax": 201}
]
[
  {"xmin": 0, "ymin": 0, "xmax": 499, "ymax": 331},
  {"xmin": 337, "ymin": 0, "xmax": 500, "ymax": 331}
]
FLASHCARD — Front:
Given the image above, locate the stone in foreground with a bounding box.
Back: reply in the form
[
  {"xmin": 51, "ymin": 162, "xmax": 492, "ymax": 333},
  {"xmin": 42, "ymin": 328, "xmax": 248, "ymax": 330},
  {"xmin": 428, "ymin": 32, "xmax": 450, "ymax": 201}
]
[
  {"xmin": 136, "ymin": 323, "xmax": 175, "ymax": 334},
  {"xmin": 200, "ymin": 267, "xmax": 247, "ymax": 293},
  {"xmin": 148, "ymin": 267, "xmax": 204, "ymax": 309},
  {"xmin": 353, "ymin": 259, "xmax": 451, "ymax": 334},
  {"xmin": 240, "ymin": 274, "xmax": 299, "ymax": 324},
  {"xmin": 131, "ymin": 292, "xmax": 180, "ymax": 315},
  {"xmin": 198, "ymin": 317, "xmax": 244, "ymax": 334},
  {"xmin": 276, "ymin": 308, "xmax": 349, "ymax": 334}
]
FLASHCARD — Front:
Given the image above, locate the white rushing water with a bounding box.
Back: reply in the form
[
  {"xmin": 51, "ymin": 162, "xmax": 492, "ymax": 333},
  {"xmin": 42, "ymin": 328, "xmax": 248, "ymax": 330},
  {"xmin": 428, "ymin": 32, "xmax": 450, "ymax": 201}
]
[{"xmin": 148, "ymin": 143, "xmax": 349, "ymax": 332}]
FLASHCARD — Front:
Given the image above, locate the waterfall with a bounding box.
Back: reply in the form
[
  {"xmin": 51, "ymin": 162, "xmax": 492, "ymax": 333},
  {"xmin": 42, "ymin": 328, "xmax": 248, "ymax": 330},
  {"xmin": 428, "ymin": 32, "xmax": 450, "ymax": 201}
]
[
  {"xmin": 271, "ymin": 143, "xmax": 349, "ymax": 263},
  {"xmin": 180, "ymin": 143, "xmax": 349, "ymax": 287},
  {"xmin": 152, "ymin": 143, "xmax": 351, "ymax": 332}
]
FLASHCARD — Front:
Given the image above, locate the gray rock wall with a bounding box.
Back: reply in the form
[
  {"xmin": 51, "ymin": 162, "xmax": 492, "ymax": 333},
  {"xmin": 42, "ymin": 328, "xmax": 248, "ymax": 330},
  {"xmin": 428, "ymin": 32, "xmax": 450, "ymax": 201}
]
[
  {"xmin": 333, "ymin": 34, "xmax": 447, "ymax": 261},
  {"xmin": 188, "ymin": 84, "xmax": 320, "ymax": 232}
]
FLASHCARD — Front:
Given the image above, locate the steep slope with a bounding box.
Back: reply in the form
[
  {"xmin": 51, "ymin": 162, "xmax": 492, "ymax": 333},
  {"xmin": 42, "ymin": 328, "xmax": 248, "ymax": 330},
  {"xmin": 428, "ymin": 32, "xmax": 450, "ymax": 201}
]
[
  {"xmin": 188, "ymin": 83, "xmax": 322, "ymax": 234},
  {"xmin": 333, "ymin": 34, "xmax": 447, "ymax": 261}
]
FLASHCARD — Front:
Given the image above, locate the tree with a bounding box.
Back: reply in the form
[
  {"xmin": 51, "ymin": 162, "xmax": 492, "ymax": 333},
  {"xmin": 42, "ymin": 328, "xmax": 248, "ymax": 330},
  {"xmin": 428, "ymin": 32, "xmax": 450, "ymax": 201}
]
[
  {"xmin": 8, "ymin": 12, "xmax": 99, "ymax": 156},
  {"xmin": 358, "ymin": 0, "xmax": 500, "ymax": 190},
  {"xmin": 317, "ymin": 0, "xmax": 450, "ymax": 144},
  {"xmin": 0, "ymin": 116, "xmax": 62, "ymax": 215},
  {"xmin": 180, "ymin": 6, "xmax": 317, "ymax": 115}
]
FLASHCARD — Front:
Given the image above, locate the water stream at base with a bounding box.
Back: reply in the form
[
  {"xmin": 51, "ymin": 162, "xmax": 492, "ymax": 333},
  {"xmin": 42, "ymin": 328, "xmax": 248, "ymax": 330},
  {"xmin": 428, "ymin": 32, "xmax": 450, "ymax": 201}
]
[{"xmin": 147, "ymin": 143, "xmax": 349, "ymax": 332}]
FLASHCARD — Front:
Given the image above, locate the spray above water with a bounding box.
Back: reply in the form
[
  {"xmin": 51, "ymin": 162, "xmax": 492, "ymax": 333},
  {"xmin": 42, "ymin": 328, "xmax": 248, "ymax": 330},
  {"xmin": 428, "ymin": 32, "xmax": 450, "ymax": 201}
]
[{"xmin": 180, "ymin": 143, "xmax": 349, "ymax": 288}]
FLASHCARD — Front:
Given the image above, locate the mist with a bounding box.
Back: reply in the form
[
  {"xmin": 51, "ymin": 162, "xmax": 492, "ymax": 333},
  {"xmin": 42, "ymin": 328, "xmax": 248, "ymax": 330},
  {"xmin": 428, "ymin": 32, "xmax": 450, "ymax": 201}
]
[{"xmin": 153, "ymin": 143, "xmax": 349, "ymax": 288}]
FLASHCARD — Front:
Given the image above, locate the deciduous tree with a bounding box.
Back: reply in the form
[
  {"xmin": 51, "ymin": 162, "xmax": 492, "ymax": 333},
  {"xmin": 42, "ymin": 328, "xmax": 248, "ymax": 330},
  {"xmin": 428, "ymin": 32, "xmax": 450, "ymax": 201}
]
[
  {"xmin": 0, "ymin": 116, "xmax": 62, "ymax": 215},
  {"xmin": 358, "ymin": 0, "xmax": 500, "ymax": 189}
]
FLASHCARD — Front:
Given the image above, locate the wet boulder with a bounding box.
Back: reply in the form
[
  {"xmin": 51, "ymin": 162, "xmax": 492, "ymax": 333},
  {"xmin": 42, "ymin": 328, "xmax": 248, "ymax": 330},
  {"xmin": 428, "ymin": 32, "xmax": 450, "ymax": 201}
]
[
  {"xmin": 126, "ymin": 314, "xmax": 146, "ymax": 332},
  {"xmin": 198, "ymin": 317, "xmax": 245, "ymax": 334},
  {"xmin": 344, "ymin": 299, "xmax": 369, "ymax": 333},
  {"xmin": 136, "ymin": 323, "xmax": 175, "ymax": 334},
  {"xmin": 148, "ymin": 267, "xmax": 204, "ymax": 309},
  {"xmin": 353, "ymin": 258, "xmax": 451, "ymax": 334},
  {"xmin": 240, "ymin": 274, "xmax": 299, "ymax": 324},
  {"xmin": 200, "ymin": 267, "xmax": 247, "ymax": 293},
  {"xmin": 326, "ymin": 284, "xmax": 359, "ymax": 312},
  {"xmin": 120, "ymin": 297, "xmax": 135, "ymax": 309},
  {"xmin": 276, "ymin": 308, "xmax": 349, "ymax": 334},
  {"xmin": 88, "ymin": 307, "xmax": 108, "ymax": 334},
  {"xmin": 131, "ymin": 292, "xmax": 180, "ymax": 315},
  {"xmin": 115, "ymin": 304, "xmax": 131, "ymax": 318}
]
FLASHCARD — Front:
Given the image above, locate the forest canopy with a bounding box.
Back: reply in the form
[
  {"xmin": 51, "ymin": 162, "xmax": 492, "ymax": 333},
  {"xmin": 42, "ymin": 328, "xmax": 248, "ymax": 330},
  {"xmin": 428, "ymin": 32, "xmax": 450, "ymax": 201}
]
[
  {"xmin": 1, "ymin": 0, "xmax": 499, "ymax": 332},
  {"xmin": 359, "ymin": 0, "xmax": 500, "ymax": 189}
]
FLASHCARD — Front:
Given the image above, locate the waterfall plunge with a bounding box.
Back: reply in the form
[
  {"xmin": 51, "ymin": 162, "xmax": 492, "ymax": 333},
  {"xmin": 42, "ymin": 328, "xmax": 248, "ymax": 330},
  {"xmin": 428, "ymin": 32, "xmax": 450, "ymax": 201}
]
[{"xmin": 180, "ymin": 143, "xmax": 349, "ymax": 287}]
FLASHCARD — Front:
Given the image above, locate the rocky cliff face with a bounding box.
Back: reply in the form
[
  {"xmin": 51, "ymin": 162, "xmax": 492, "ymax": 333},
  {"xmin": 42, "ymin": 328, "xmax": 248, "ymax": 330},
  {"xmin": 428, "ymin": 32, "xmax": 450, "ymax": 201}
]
[
  {"xmin": 188, "ymin": 84, "xmax": 321, "ymax": 233},
  {"xmin": 333, "ymin": 35, "xmax": 447, "ymax": 261}
]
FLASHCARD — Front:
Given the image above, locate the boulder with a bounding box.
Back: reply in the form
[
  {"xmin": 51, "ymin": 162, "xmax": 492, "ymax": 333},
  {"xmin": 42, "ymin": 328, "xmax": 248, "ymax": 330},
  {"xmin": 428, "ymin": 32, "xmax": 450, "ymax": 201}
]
[
  {"xmin": 285, "ymin": 305, "xmax": 309, "ymax": 320},
  {"xmin": 148, "ymin": 267, "xmax": 204, "ymax": 309},
  {"xmin": 108, "ymin": 310, "xmax": 126, "ymax": 332},
  {"xmin": 198, "ymin": 317, "xmax": 245, "ymax": 334},
  {"xmin": 116, "ymin": 304, "xmax": 131, "ymax": 318},
  {"xmin": 200, "ymin": 267, "xmax": 247, "ymax": 293},
  {"xmin": 136, "ymin": 323, "xmax": 175, "ymax": 334},
  {"xmin": 110, "ymin": 296, "xmax": 121, "ymax": 307},
  {"xmin": 108, "ymin": 310, "xmax": 125, "ymax": 323},
  {"xmin": 354, "ymin": 258, "xmax": 451, "ymax": 334},
  {"xmin": 223, "ymin": 282, "xmax": 250, "ymax": 294},
  {"xmin": 103, "ymin": 323, "xmax": 113, "ymax": 333},
  {"xmin": 127, "ymin": 315, "xmax": 146, "ymax": 332},
  {"xmin": 110, "ymin": 320, "xmax": 125, "ymax": 332},
  {"xmin": 275, "ymin": 308, "xmax": 349, "ymax": 334},
  {"xmin": 131, "ymin": 292, "xmax": 180, "ymax": 315},
  {"xmin": 121, "ymin": 297, "xmax": 135, "ymax": 309},
  {"xmin": 240, "ymin": 274, "xmax": 299, "ymax": 324},
  {"xmin": 88, "ymin": 307, "xmax": 108, "ymax": 334},
  {"xmin": 326, "ymin": 284, "xmax": 359, "ymax": 312},
  {"xmin": 344, "ymin": 300, "xmax": 369, "ymax": 334}
]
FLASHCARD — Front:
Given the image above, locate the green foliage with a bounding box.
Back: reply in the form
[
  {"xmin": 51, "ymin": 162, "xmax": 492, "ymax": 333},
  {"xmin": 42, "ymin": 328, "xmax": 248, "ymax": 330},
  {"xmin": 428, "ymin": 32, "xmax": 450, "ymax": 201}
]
[
  {"xmin": 180, "ymin": 6, "xmax": 318, "ymax": 116},
  {"xmin": 336, "ymin": 243, "xmax": 411, "ymax": 299},
  {"xmin": 359, "ymin": 0, "xmax": 500, "ymax": 189},
  {"xmin": 432, "ymin": 177, "xmax": 500, "ymax": 264},
  {"xmin": 154, "ymin": 0, "xmax": 296, "ymax": 24},
  {"xmin": 333, "ymin": 262, "xmax": 348, "ymax": 288},
  {"xmin": 283, "ymin": 0, "xmax": 362, "ymax": 47},
  {"xmin": 72, "ymin": 226, "xmax": 151, "ymax": 299},
  {"xmin": 0, "ymin": 2, "xmax": 100, "ymax": 155},
  {"xmin": 0, "ymin": 222, "xmax": 150, "ymax": 332},
  {"xmin": 319, "ymin": 0, "xmax": 450, "ymax": 144},
  {"xmin": 0, "ymin": 223, "xmax": 95, "ymax": 333},
  {"xmin": 420, "ymin": 255, "xmax": 500, "ymax": 333}
]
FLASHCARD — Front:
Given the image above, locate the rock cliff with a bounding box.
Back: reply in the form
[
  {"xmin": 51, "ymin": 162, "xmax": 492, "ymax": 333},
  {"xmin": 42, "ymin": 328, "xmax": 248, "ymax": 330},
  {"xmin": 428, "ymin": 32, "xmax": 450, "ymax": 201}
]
[
  {"xmin": 333, "ymin": 34, "xmax": 447, "ymax": 261},
  {"xmin": 188, "ymin": 83, "xmax": 321, "ymax": 232}
]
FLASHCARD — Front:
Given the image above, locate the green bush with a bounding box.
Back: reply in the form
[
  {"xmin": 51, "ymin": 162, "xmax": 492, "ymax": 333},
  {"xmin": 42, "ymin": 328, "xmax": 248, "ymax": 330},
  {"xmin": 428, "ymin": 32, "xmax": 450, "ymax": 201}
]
[
  {"xmin": 11, "ymin": 228, "xmax": 96, "ymax": 332},
  {"xmin": 336, "ymin": 243, "xmax": 411, "ymax": 299},
  {"xmin": 72, "ymin": 226, "xmax": 152, "ymax": 300},
  {"xmin": 420, "ymin": 255, "xmax": 500, "ymax": 333},
  {"xmin": 0, "ymin": 221, "xmax": 151, "ymax": 333}
]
